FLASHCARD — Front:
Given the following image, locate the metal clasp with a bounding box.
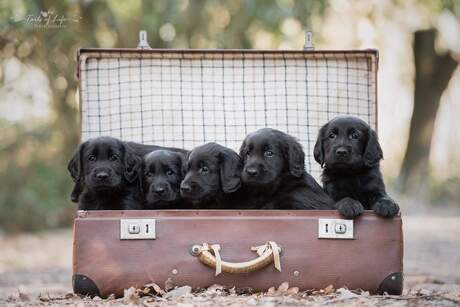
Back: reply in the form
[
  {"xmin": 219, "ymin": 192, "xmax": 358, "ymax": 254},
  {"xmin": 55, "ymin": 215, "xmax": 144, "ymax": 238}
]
[
  {"xmin": 137, "ymin": 30, "xmax": 152, "ymax": 49},
  {"xmin": 304, "ymin": 31, "xmax": 314, "ymax": 51}
]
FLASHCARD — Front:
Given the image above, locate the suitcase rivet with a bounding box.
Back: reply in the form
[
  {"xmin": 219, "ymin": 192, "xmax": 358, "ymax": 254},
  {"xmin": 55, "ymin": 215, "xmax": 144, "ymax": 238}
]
[
  {"xmin": 172, "ymin": 269, "xmax": 178, "ymax": 275},
  {"xmin": 293, "ymin": 270, "xmax": 300, "ymax": 277},
  {"xmin": 190, "ymin": 245, "xmax": 201, "ymax": 256}
]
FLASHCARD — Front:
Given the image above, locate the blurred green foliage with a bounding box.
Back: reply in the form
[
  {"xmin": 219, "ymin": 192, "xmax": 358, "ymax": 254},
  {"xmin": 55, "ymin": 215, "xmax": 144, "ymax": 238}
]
[{"xmin": 0, "ymin": 0, "xmax": 326, "ymax": 232}]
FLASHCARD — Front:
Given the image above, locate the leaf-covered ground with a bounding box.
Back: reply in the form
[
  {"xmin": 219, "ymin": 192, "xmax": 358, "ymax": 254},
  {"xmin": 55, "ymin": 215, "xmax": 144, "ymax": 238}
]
[{"xmin": 1, "ymin": 216, "xmax": 459, "ymax": 306}]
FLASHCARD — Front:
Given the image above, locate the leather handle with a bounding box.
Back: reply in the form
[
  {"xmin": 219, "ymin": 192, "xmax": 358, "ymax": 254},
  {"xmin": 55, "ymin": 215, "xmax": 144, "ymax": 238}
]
[{"xmin": 192, "ymin": 241, "xmax": 282, "ymax": 276}]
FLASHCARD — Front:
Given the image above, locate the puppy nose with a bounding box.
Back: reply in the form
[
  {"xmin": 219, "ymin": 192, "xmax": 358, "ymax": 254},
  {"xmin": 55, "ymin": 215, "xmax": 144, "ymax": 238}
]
[
  {"xmin": 154, "ymin": 186, "xmax": 165, "ymax": 195},
  {"xmin": 335, "ymin": 148, "xmax": 348, "ymax": 157},
  {"xmin": 96, "ymin": 172, "xmax": 109, "ymax": 180},
  {"xmin": 245, "ymin": 167, "xmax": 259, "ymax": 177},
  {"xmin": 180, "ymin": 184, "xmax": 192, "ymax": 193}
]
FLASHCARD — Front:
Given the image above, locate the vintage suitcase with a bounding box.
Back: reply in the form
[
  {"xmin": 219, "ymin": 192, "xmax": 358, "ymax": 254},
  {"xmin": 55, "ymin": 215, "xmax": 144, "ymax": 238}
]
[{"xmin": 73, "ymin": 33, "xmax": 402, "ymax": 297}]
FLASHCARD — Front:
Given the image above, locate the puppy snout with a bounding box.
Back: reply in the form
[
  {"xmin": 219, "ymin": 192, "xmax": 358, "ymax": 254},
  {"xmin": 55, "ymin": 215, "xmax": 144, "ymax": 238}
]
[
  {"xmin": 335, "ymin": 147, "xmax": 349, "ymax": 158},
  {"xmin": 180, "ymin": 183, "xmax": 193, "ymax": 193},
  {"xmin": 245, "ymin": 167, "xmax": 259, "ymax": 177},
  {"xmin": 154, "ymin": 186, "xmax": 165, "ymax": 195},
  {"xmin": 96, "ymin": 171, "xmax": 110, "ymax": 180}
]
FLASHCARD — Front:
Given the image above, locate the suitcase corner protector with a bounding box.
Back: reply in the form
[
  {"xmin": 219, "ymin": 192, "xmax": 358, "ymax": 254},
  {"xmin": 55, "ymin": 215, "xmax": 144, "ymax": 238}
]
[
  {"xmin": 73, "ymin": 274, "xmax": 101, "ymax": 298},
  {"xmin": 377, "ymin": 272, "xmax": 403, "ymax": 295}
]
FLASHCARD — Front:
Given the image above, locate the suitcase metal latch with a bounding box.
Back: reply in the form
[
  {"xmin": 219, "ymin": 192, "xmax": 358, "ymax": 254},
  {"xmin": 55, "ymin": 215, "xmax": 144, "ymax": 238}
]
[
  {"xmin": 120, "ymin": 219, "xmax": 156, "ymax": 240},
  {"xmin": 318, "ymin": 218, "xmax": 354, "ymax": 239}
]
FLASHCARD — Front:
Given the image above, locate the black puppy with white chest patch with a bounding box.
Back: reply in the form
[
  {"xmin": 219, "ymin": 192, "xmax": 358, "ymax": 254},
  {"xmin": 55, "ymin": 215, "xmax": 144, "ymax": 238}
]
[
  {"xmin": 141, "ymin": 149, "xmax": 188, "ymax": 209},
  {"xmin": 314, "ymin": 116, "xmax": 399, "ymax": 218},
  {"xmin": 240, "ymin": 128, "xmax": 334, "ymax": 210},
  {"xmin": 180, "ymin": 142, "xmax": 243, "ymax": 209},
  {"xmin": 67, "ymin": 136, "xmax": 142, "ymax": 210}
]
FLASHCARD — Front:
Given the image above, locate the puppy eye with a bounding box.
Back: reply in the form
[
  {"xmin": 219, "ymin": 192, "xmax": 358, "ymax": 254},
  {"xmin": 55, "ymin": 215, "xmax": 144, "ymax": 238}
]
[
  {"xmin": 166, "ymin": 169, "xmax": 174, "ymax": 176},
  {"xmin": 350, "ymin": 132, "xmax": 359, "ymax": 140},
  {"xmin": 88, "ymin": 155, "xmax": 96, "ymax": 162},
  {"xmin": 200, "ymin": 166, "xmax": 209, "ymax": 173},
  {"xmin": 109, "ymin": 154, "xmax": 118, "ymax": 161},
  {"xmin": 328, "ymin": 133, "xmax": 336, "ymax": 139},
  {"xmin": 264, "ymin": 150, "xmax": 274, "ymax": 157},
  {"xmin": 146, "ymin": 172, "xmax": 154, "ymax": 177}
]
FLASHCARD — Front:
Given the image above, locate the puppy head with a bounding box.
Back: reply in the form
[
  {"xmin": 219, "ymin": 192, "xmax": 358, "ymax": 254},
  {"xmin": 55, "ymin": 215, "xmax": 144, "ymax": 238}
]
[
  {"xmin": 67, "ymin": 136, "xmax": 141, "ymax": 198},
  {"xmin": 240, "ymin": 128, "xmax": 305, "ymax": 187},
  {"xmin": 141, "ymin": 150, "xmax": 185, "ymax": 206},
  {"xmin": 314, "ymin": 116, "xmax": 383, "ymax": 170},
  {"xmin": 180, "ymin": 143, "xmax": 242, "ymax": 202}
]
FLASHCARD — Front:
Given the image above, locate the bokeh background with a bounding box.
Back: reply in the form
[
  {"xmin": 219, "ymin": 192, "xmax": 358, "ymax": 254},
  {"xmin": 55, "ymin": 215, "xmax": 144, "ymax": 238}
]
[{"xmin": 0, "ymin": 0, "xmax": 459, "ymax": 229}]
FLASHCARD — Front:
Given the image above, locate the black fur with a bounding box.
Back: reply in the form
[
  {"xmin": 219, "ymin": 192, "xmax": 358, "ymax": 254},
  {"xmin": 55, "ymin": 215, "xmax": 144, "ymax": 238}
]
[
  {"xmin": 239, "ymin": 128, "xmax": 334, "ymax": 210},
  {"xmin": 67, "ymin": 136, "xmax": 142, "ymax": 210},
  {"xmin": 314, "ymin": 116, "xmax": 400, "ymax": 218},
  {"xmin": 180, "ymin": 142, "xmax": 243, "ymax": 209},
  {"xmin": 141, "ymin": 150, "xmax": 189, "ymax": 209}
]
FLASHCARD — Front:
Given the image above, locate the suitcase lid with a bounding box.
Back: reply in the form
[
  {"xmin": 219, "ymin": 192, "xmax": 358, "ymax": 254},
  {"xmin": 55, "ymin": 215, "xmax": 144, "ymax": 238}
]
[{"xmin": 77, "ymin": 47, "xmax": 378, "ymax": 178}]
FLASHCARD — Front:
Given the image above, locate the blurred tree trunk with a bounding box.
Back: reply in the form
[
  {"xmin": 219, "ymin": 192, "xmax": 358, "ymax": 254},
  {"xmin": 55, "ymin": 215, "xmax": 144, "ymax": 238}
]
[{"xmin": 398, "ymin": 29, "xmax": 458, "ymax": 193}]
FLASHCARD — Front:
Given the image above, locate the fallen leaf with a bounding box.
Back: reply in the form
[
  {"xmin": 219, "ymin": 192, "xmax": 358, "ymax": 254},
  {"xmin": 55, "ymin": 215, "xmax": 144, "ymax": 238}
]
[
  {"xmin": 38, "ymin": 294, "xmax": 50, "ymax": 302},
  {"xmin": 142, "ymin": 282, "xmax": 165, "ymax": 296},
  {"xmin": 287, "ymin": 287, "xmax": 299, "ymax": 295},
  {"xmin": 278, "ymin": 282, "xmax": 289, "ymax": 293},
  {"xmin": 18, "ymin": 291, "xmax": 30, "ymax": 302},
  {"xmin": 123, "ymin": 286, "xmax": 141, "ymax": 305},
  {"xmin": 336, "ymin": 288, "xmax": 358, "ymax": 300},
  {"xmin": 323, "ymin": 284, "xmax": 335, "ymax": 294},
  {"xmin": 165, "ymin": 278, "xmax": 175, "ymax": 291},
  {"xmin": 267, "ymin": 287, "xmax": 276, "ymax": 295},
  {"xmin": 163, "ymin": 286, "xmax": 192, "ymax": 299}
]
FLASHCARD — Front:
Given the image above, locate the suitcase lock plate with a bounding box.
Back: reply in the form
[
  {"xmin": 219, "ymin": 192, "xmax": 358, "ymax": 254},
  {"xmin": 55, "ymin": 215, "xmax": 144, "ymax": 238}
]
[
  {"xmin": 318, "ymin": 218, "xmax": 354, "ymax": 239},
  {"xmin": 120, "ymin": 219, "xmax": 156, "ymax": 240}
]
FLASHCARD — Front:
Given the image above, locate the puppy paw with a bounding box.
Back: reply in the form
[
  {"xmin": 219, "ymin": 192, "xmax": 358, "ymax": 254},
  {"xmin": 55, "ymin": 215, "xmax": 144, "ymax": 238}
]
[
  {"xmin": 336, "ymin": 197, "xmax": 364, "ymax": 219},
  {"xmin": 373, "ymin": 198, "xmax": 400, "ymax": 217}
]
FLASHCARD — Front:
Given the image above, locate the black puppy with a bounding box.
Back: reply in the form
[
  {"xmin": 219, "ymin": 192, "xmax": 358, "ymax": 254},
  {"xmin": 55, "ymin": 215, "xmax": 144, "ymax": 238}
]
[
  {"xmin": 141, "ymin": 150, "xmax": 188, "ymax": 209},
  {"xmin": 314, "ymin": 116, "xmax": 399, "ymax": 218},
  {"xmin": 240, "ymin": 128, "xmax": 334, "ymax": 210},
  {"xmin": 180, "ymin": 142, "xmax": 243, "ymax": 209},
  {"xmin": 67, "ymin": 136, "xmax": 142, "ymax": 210}
]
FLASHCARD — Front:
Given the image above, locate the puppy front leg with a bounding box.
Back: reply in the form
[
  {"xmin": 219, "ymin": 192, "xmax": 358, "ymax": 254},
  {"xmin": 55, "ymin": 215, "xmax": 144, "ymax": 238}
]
[
  {"xmin": 371, "ymin": 195, "xmax": 400, "ymax": 218},
  {"xmin": 335, "ymin": 197, "xmax": 364, "ymax": 219}
]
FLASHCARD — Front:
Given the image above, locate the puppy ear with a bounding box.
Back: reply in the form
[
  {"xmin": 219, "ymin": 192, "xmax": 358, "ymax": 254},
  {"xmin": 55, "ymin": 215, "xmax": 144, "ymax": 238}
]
[
  {"xmin": 219, "ymin": 148, "xmax": 243, "ymax": 193},
  {"xmin": 181, "ymin": 151, "xmax": 190, "ymax": 176},
  {"xmin": 284, "ymin": 135, "xmax": 305, "ymax": 178},
  {"xmin": 68, "ymin": 142, "xmax": 86, "ymax": 182},
  {"xmin": 177, "ymin": 152, "xmax": 187, "ymax": 177},
  {"xmin": 70, "ymin": 181, "xmax": 83, "ymax": 203},
  {"xmin": 68, "ymin": 142, "xmax": 87, "ymax": 202},
  {"xmin": 138, "ymin": 158, "xmax": 145, "ymax": 196},
  {"xmin": 363, "ymin": 127, "xmax": 383, "ymax": 167},
  {"xmin": 314, "ymin": 125, "xmax": 326, "ymax": 167},
  {"xmin": 123, "ymin": 143, "xmax": 142, "ymax": 183},
  {"xmin": 238, "ymin": 139, "xmax": 247, "ymax": 158}
]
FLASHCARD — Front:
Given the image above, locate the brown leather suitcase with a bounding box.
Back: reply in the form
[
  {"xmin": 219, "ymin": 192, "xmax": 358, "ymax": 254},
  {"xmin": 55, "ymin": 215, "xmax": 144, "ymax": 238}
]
[
  {"xmin": 73, "ymin": 35, "xmax": 403, "ymax": 298},
  {"xmin": 73, "ymin": 210, "xmax": 403, "ymax": 297}
]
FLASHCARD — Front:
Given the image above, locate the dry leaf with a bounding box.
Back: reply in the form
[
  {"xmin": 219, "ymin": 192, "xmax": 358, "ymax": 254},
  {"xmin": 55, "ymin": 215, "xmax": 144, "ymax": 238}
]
[
  {"xmin": 163, "ymin": 286, "xmax": 192, "ymax": 299},
  {"xmin": 143, "ymin": 282, "xmax": 165, "ymax": 296},
  {"xmin": 323, "ymin": 284, "xmax": 335, "ymax": 294},
  {"xmin": 278, "ymin": 282, "xmax": 289, "ymax": 293},
  {"xmin": 287, "ymin": 287, "xmax": 299, "ymax": 295},
  {"xmin": 267, "ymin": 287, "xmax": 276, "ymax": 295},
  {"xmin": 38, "ymin": 294, "xmax": 50, "ymax": 302},
  {"xmin": 18, "ymin": 291, "xmax": 30, "ymax": 302},
  {"xmin": 123, "ymin": 286, "xmax": 141, "ymax": 305},
  {"xmin": 165, "ymin": 278, "xmax": 175, "ymax": 291}
]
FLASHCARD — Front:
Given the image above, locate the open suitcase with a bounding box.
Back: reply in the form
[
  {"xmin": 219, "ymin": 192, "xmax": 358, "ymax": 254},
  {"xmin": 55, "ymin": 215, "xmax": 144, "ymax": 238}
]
[{"xmin": 73, "ymin": 34, "xmax": 403, "ymax": 297}]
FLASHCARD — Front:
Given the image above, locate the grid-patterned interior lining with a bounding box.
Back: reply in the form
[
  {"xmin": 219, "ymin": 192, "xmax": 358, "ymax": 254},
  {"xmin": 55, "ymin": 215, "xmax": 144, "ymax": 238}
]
[{"xmin": 79, "ymin": 51, "xmax": 377, "ymax": 178}]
